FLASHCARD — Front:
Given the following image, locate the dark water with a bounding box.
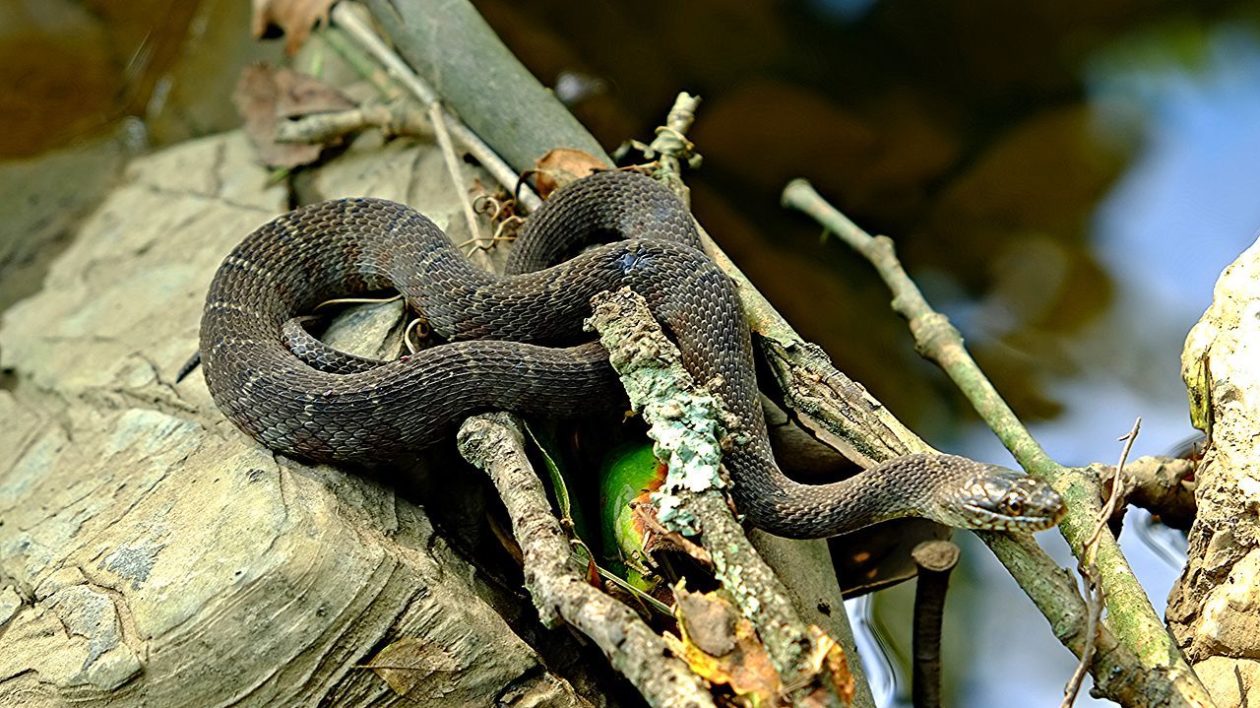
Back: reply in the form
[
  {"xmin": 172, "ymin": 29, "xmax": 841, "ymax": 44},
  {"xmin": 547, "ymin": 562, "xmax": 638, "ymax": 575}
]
[{"xmin": 4, "ymin": 0, "xmax": 1259, "ymax": 704}]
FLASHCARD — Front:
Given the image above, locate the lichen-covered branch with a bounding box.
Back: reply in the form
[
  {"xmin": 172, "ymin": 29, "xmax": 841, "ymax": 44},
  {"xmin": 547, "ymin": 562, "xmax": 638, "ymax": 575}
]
[
  {"xmin": 978, "ymin": 532, "xmax": 1148, "ymax": 702},
  {"xmin": 456, "ymin": 413, "xmax": 716, "ymax": 708},
  {"xmin": 782, "ymin": 178, "xmax": 1213, "ymax": 707},
  {"xmin": 584, "ymin": 289, "xmax": 821, "ymax": 684}
]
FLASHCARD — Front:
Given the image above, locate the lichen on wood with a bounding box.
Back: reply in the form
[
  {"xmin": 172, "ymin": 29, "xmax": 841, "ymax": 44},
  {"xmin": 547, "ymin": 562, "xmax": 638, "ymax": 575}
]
[{"xmin": 585, "ymin": 288, "xmax": 856, "ymax": 704}]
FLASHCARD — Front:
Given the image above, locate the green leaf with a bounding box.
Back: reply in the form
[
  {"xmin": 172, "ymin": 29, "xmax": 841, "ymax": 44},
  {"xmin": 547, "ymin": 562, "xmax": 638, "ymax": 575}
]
[{"xmin": 599, "ymin": 441, "xmax": 667, "ymax": 592}]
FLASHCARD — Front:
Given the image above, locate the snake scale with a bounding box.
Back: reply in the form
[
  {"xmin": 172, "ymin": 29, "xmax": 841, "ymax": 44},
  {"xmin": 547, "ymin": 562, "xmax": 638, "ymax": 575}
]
[{"xmin": 200, "ymin": 170, "xmax": 1063, "ymax": 538}]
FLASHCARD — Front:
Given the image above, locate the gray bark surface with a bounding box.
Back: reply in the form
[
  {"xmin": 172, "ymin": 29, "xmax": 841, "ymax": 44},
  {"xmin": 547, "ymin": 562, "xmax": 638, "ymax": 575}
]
[{"xmin": 0, "ymin": 131, "xmax": 589, "ymax": 706}]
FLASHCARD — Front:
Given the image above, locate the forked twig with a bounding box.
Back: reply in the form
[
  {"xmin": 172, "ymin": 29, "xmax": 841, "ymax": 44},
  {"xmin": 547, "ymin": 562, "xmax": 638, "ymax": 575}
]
[
  {"xmin": 781, "ymin": 178, "xmax": 1211, "ymax": 705},
  {"xmin": 1062, "ymin": 417, "xmax": 1141, "ymax": 708}
]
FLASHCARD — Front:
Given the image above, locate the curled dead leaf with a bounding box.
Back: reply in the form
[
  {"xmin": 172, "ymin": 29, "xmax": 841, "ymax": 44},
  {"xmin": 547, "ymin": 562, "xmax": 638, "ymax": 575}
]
[
  {"xmin": 533, "ymin": 148, "xmax": 610, "ymax": 198},
  {"xmin": 251, "ymin": 0, "xmax": 337, "ymax": 55},
  {"xmin": 233, "ymin": 63, "xmax": 355, "ymax": 169},
  {"xmin": 802, "ymin": 625, "xmax": 856, "ymax": 705}
]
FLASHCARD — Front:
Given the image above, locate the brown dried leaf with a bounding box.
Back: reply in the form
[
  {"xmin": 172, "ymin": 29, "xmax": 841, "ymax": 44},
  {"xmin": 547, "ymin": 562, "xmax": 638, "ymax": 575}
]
[
  {"xmin": 233, "ymin": 63, "xmax": 355, "ymax": 168},
  {"xmin": 533, "ymin": 148, "xmax": 610, "ymax": 198},
  {"xmin": 361, "ymin": 637, "xmax": 460, "ymax": 696},
  {"xmin": 804, "ymin": 625, "xmax": 856, "ymax": 705},
  {"xmin": 634, "ymin": 503, "xmax": 712, "ymax": 568},
  {"xmin": 251, "ymin": 0, "xmax": 337, "ymax": 55},
  {"xmin": 671, "ymin": 587, "xmax": 780, "ymax": 702}
]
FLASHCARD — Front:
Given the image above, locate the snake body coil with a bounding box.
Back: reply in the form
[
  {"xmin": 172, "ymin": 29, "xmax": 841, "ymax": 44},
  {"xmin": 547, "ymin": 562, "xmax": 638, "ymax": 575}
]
[{"xmin": 200, "ymin": 171, "xmax": 1062, "ymax": 538}]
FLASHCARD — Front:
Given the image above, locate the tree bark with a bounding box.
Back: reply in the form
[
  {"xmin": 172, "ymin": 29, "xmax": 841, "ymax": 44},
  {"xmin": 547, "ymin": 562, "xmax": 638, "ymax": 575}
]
[{"xmin": 1169, "ymin": 235, "xmax": 1260, "ymax": 706}]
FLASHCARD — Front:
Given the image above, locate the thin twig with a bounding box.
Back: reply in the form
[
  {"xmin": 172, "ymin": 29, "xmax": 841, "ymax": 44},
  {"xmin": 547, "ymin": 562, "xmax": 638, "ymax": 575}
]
[
  {"xmin": 1062, "ymin": 417, "xmax": 1141, "ymax": 708},
  {"xmin": 1089, "ymin": 418, "xmax": 1142, "ymax": 559},
  {"xmin": 456, "ymin": 413, "xmax": 715, "ymax": 708},
  {"xmin": 781, "ymin": 178, "xmax": 1212, "ymax": 706},
  {"xmin": 274, "ymin": 101, "xmax": 431, "ymax": 144},
  {"xmin": 320, "ymin": 24, "xmax": 401, "ymax": 98},
  {"xmin": 911, "ymin": 540, "xmax": 959, "ymax": 708},
  {"xmin": 428, "ymin": 102, "xmax": 484, "ymax": 247},
  {"xmin": 314, "ymin": 293, "xmax": 403, "ymax": 310},
  {"xmin": 643, "ymin": 93, "xmax": 702, "ymax": 200},
  {"xmin": 402, "ymin": 317, "xmax": 427, "ymax": 354},
  {"xmin": 329, "ymin": 1, "xmax": 541, "ymax": 212}
]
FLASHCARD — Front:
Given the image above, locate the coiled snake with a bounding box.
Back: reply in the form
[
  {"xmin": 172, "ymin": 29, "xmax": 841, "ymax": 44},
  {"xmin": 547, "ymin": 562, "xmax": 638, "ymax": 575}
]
[{"xmin": 199, "ymin": 170, "xmax": 1063, "ymax": 538}]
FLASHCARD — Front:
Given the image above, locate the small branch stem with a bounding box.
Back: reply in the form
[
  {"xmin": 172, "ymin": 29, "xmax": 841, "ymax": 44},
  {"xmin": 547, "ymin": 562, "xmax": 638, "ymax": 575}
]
[
  {"xmin": 911, "ymin": 540, "xmax": 959, "ymax": 708},
  {"xmin": 428, "ymin": 102, "xmax": 483, "ymax": 246}
]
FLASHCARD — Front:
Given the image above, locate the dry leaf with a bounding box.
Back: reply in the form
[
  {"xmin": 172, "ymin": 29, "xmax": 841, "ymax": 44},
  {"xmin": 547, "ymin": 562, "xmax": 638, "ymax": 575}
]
[
  {"xmin": 233, "ymin": 63, "xmax": 355, "ymax": 168},
  {"xmin": 669, "ymin": 587, "xmax": 780, "ymax": 703},
  {"xmin": 251, "ymin": 0, "xmax": 337, "ymax": 55},
  {"xmin": 804, "ymin": 625, "xmax": 856, "ymax": 705},
  {"xmin": 361, "ymin": 637, "xmax": 460, "ymax": 696},
  {"xmin": 533, "ymin": 148, "xmax": 610, "ymax": 198}
]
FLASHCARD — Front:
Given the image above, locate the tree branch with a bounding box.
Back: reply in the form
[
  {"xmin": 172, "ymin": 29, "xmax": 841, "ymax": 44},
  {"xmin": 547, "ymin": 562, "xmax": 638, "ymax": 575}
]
[
  {"xmin": 456, "ymin": 412, "xmax": 716, "ymax": 708},
  {"xmin": 911, "ymin": 540, "xmax": 959, "ymax": 708},
  {"xmin": 782, "ymin": 178, "xmax": 1214, "ymax": 707},
  {"xmin": 585, "ymin": 288, "xmax": 855, "ymax": 704}
]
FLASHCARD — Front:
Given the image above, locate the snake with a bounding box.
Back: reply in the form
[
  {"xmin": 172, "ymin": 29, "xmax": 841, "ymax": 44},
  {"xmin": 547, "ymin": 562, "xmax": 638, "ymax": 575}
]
[{"xmin": 199, "ymin": 170, "xmax": 1064, "ymax": 539}]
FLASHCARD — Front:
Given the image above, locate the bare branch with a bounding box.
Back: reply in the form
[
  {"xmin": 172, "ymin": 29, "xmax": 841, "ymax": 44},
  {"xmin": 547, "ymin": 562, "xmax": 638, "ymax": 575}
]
[
  {"xmin": 782, "ymin": 178, "xmax": 1213, "ymax": 707},
  {"xmin": 911, "ymin": 540, "xmax": 959, "ymax": 708}
]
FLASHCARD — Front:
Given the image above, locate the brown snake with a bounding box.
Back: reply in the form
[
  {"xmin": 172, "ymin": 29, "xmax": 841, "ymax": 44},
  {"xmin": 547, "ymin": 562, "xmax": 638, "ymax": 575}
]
[{"xmin": 199, "ymin": 170, "xmax": 1063, "ymax": 538}]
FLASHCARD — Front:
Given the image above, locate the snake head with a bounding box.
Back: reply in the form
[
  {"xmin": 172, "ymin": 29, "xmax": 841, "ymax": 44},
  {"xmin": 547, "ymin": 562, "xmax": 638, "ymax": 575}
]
[{"xmin": 952, "ymin": 467, "xmax": 1065, "ymax": 532}]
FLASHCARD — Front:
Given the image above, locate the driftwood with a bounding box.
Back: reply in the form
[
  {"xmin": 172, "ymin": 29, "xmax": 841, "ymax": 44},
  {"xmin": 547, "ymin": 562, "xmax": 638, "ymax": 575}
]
[
  {"xmin": 7, "ymin": 0, "xmax": 1255, "ymax": 705},
  {"xmin": 0, "ymin": 130, "xmax": 610, "ymax": 705}
]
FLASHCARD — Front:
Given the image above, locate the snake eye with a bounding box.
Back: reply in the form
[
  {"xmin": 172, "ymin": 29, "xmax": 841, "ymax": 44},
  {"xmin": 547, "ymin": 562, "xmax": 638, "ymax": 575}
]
[{"xmin": 1006, "ymin": 498, "xmax": 1025, "ymax": 516}]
